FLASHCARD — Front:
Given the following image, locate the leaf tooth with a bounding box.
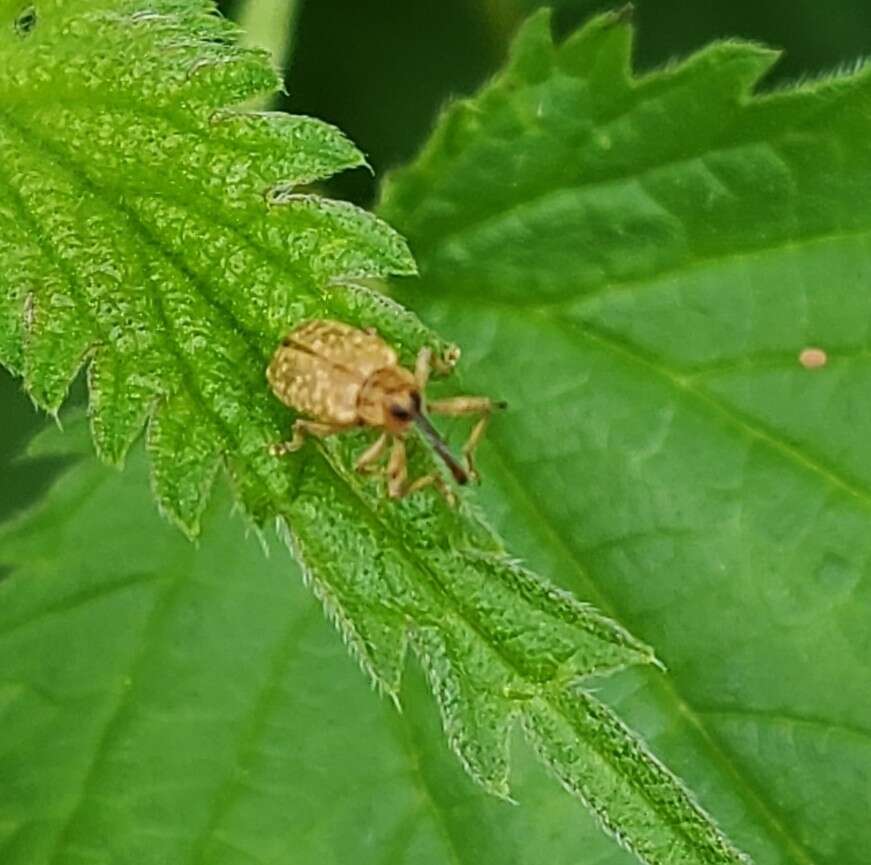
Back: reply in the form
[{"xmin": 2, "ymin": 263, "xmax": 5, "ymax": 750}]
[
  {"xmin": 0, "ymin": 137, "xmax": 85, "ymax": 386},
  {"xmin": 265, "ymin": 195, "xmax": 418, "ymax": 280},
  {"xmin": 411, "ymin": 624, "xmax": 514, "ymax": 800},
  {"xmin": 504, "ymin": 9, "xmax": 557, "ymax": 87},
  {"xmin": 0, "ymin": 195, "xmax": 44, "ymax": 375},
  {"xmin": 87, "ymin": 348, "xmax": 162, "ymax": 467},
  {"xmin": 557, "ymin": 7, "xmax": 635, "ymax": 87},
  {"xmin": 147, "ymin": 393, "xmax": 222, "ymax": 539},
  {"xmin": 177, "ymin": 48, "xmax": 279, "ymax": 109},
  {"xmin": 677, "ymin": 41, "xmax": 782, "ymax": 101},
  {"xmin": 0, "ymin": 272, "xmax": 27, "ymax": 377},
  {"xmin": 22, "ymin": 288, "xmax": 93, "ymax": 413},
  {"xmin": 288, "ymin": 527, "xmax": 410, "ymax": 702},
  {"xmin": 209, "ymin": 112, "xmax": 367, "ymax": 188}
]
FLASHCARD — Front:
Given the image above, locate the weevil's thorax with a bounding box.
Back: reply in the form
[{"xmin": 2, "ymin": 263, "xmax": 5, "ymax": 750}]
[{"xmin": 357, "ymin": 366, "xmax": 420, "ymax": 433}]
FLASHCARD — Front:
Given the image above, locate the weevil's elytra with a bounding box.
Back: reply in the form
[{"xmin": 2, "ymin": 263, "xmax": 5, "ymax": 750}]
[{"xmin": 267, "ymin": 319, "xmax": 504, "ymax": 502}]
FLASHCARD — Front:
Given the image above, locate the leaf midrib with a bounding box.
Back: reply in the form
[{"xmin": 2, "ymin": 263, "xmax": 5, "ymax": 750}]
[
  {"xmin": 44, "ymin": 546, "xmax": 190, "ymax": 865},
  {"xmin": 696, "ymin": 706, "xmax": 871, "ymax": 746},
  {"xmin": 186, "ymin": 613, "xmax": 320, "ymax": 865},
  {"xmin": 418, "ymin": 223, "xmax": 871, "ymax": 318},
  {"xmin": 7, "ymin": 106, "xmax": 325, "ymax": 341}
]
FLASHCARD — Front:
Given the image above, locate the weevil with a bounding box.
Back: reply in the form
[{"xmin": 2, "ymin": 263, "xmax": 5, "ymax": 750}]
[{"xmin": 267, "ymin": 320, "xmax": 504, "ymax": 501}]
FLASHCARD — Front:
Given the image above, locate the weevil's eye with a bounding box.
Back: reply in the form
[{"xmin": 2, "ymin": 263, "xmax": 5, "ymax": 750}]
[{"xmin": 390, "ymin": 405, "xmax": 412, "ymax": 421}]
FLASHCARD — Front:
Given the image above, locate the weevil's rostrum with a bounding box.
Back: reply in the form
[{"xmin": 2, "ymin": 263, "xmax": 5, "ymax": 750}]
[{"xmin": 267, "ymin": 320, "xmax": 503, "ymax": 501}]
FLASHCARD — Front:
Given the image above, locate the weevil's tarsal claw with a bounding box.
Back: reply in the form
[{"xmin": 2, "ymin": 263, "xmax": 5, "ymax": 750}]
[
  {"xmin": 269, "ymin": 439, "xmax": 303, "ymax": 457},
  {"xmin": 406, "ymin": 473, "xmax": 458, "ymax": 507}
]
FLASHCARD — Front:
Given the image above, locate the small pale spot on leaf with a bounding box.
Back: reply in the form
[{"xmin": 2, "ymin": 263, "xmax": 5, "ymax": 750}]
[{"xmin": 799, "ymin": 347, "xmax": 827, "ymax": 369}]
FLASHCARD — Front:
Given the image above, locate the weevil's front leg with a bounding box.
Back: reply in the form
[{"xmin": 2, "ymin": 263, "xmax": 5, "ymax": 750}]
[
  {"xmin": 385, "ymin": 437, "xmax": 456, "ymax": 506},
  {"xmin": 355, "ymin": 431, "xmax": 389, "ymax": 474},
  {"xmin": 415, "ymin": 345, "xmax": 460, "ymax": 389},
  {"xmin": 414, "ymin": 346, "xmax": 433, "ymax": 391},
  {"xmin": 270, "ymin": 419, "xmax": 346, "ymax": 457},
  {"xmin": 427, "ymin": 396, "xmax": 506, "ymax": 481}
]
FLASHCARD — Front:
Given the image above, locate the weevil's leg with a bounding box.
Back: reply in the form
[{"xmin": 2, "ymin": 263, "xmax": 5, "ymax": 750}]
[
  {"xmin": 436, "ymin": 344, "xmax": 461, "ymax": 375},
  {"xmin": 414, "ymin": 346, "xmax": 433, "ymax": 391},
  {"xmin": 270, "ymin": 420, "xmax": 345, "ymax": 457},
  {"xmin": 462, "ymin": 416, "xmax": 490, "ymax": 481},
  {"xmin": 427, "ymin": 396, "xmax": 505, "ymax": 480},
  {"xmin": 427, "ymin": 396, "xmax": 501, "ymax": 417},
  {"xmin": 355, "ymin": 431, "xmax": 389, "ymax": 474},
  {"xmin": 419, "ymin": 344, "xmax": 460, "ymax": 382},
  {"xmin": 386, "ymin": 437, "xmax": 407, "ymax": 499},
  {"xmin": 382, "ymin": 434, "xmax": 457, "ymax": 506},
  {"xmin": 405, "ymin": 473, "xmax": 457, "ymax": 507}
]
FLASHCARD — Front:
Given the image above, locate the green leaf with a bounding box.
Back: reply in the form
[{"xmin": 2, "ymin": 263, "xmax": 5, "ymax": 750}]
[
  {"xmin": 380, "ymin": 8, "xmax": 871, "ymax": 865},
  {"xmin": 0, "ymin": 420, "xmax": 629, "ymax": 865},
  {"xmin": 0, "ymin": 4, "xmax": 737, "ymax": 865}
]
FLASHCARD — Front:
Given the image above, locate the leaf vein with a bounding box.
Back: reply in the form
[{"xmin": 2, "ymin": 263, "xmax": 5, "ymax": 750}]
[
  {"xmin": 187, "ymin": 614, "xmax": 319, "ymax": 865},
  {"xmin": 44, "ymin": 575, "xmax": 185, "ymax": 865}
]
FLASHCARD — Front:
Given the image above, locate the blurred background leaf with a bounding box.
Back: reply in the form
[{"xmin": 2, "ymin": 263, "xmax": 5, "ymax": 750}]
[
  {"xmin": 378, "ymin": 7, "xmax": 871, "ymax": 864},
  {"xmin": 230, "ymin": 0, "xmax": 871, "ymax": 205}
]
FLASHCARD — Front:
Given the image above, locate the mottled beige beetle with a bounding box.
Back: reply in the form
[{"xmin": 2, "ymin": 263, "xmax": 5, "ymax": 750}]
[{"xmin": 267, "ymin": 320, "xmax": 504, "ymax": 500}]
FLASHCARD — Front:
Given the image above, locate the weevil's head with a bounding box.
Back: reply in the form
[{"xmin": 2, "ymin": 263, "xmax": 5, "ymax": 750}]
[
  {"xmin": 358, "ymin": 367, "xmax": 420, "ymax": 433},
  {"xmin": 358, "ymin": 367, "xmax": 469, "ymax": 485},
  {"xmin": 385, "ymin": 389, "xmax": 422, "ymax": 435}
]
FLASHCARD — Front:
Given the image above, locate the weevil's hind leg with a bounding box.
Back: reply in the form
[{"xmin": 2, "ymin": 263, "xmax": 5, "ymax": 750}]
[
  {"xmin": 427, "ymin": 396, "xmax": 506, "ymax": 481},
  {"xmin": 355, "ymin": 432, "xmax": 389, "ymax": 474},
  {"xmin": 270, "ymin": 419, "xmax": 345, "ymax": 457}
]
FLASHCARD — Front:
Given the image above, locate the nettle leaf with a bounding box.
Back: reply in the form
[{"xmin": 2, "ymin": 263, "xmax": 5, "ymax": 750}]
[
  {"xmin": 381, "ymin": 8, "xmax": 871, "ymax": 865},
  {"xmin": 0, "ymin": 3, "xmax": 743, "ymax": 865}
]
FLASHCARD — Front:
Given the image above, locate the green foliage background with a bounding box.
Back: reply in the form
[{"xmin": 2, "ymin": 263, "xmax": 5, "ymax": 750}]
[
  {"xmin": 6, "ymin": 0, "xmax": 871, "ymax": 458},
  {"xmin": 2, "ymin": 2, "xmax": 870, "ymax": 864},
  {"xmin": 4, "ymin": 0, "xmax": 871, "ymax": 524}
]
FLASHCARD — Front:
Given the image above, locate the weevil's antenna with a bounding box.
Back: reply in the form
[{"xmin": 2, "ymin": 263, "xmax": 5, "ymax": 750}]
[{"xmin": 413, "ymin": 411, "xmax": 469, "ymax": 485}]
